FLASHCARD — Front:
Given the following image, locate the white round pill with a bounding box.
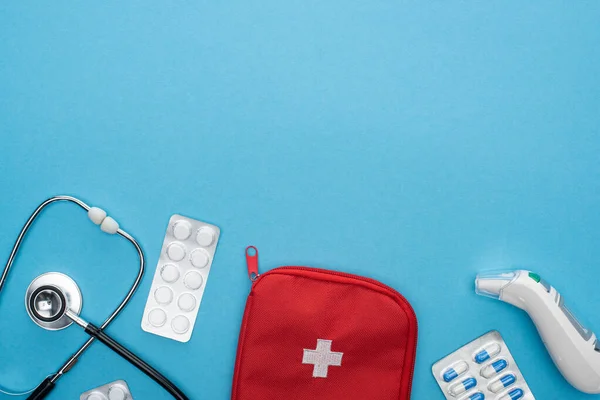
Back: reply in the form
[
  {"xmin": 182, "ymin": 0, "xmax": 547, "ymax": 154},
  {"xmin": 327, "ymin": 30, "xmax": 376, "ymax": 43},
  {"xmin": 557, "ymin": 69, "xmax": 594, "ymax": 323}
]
[
  {"xmin": 196, "ymin": 227, "xmax": 215, "ymax": 247},
  {"xmin": 87, "ymin": 393, "xmax": 108, "ymax": 400},
  {"xmin": 173, "ymin": 220, "xmax": 192, "ymax": 240},
  {"xmin": 148, "ymin": 308, "xmax": 167, "ymax": 327},
  {"xmin": 160, "ymin": 264, "xmax": 180, "ymax": 283},
  {"xmin": 171, "ymin": 315, "xmax": 191, "ymax": 334},
  {"xmin": 166, "ymin": 242, "xmax": 186, "ymax": 261},
  {"xmin": 190, "ymin": 248, "xmax": 210, "ymax": 268},
  {"xmin": 154, "ymin": 286, "xmax": 174, "ymax": 305},
  {"xmin": 108, "ymin": 386, "xmax": 127, "ymax": 400},
  {"xmin": 184, "ymin": 271, "xmax": 203, "ymax": 290},
  {"xmin": 178, "ymin": 293, "xmax": 197, "ymax": 312}
]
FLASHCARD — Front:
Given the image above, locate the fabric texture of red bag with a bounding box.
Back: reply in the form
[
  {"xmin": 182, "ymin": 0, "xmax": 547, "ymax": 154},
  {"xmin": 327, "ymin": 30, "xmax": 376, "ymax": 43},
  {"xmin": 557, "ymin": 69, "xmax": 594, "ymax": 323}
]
[{"xmin": 231, "ymin": 259, "xmax": 418, "ymax": 400}]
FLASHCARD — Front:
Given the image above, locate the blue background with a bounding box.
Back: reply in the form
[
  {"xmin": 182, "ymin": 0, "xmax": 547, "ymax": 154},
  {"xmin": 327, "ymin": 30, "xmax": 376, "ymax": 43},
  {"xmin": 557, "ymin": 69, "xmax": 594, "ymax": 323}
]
[{"xmin": 1, "ymin": 1, "xmax": 599, "ymax": 399}]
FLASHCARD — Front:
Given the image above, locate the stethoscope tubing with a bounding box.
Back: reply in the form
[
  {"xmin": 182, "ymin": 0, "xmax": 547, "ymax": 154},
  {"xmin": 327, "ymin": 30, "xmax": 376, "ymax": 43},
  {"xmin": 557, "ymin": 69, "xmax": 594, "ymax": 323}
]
[
  {"xmin": 0, "ymin": 195, "xmax": 145, "ymax": 396},
  {"xmin": 26, "ymin": 287, "xmax": 189, "ymax": 400},
  {"xmin": 53, "ymin": 230, "xmax": 145, "ymax": 382},
  {"xmin": 84, "ymin": 321, "xmax": 189, "ymax": 400}
]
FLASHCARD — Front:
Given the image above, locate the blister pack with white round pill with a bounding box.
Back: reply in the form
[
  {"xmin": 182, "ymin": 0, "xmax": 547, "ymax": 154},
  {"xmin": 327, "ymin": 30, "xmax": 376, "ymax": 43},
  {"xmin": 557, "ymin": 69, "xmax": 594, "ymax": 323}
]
[
  {"xmin": 80, "ymin": 380, "xmax": 133, "ymax": 400},
  {"xmin": 141, "ymin": 214, "xmax": 220, "ymax": 343},
  {"xmin": 432, "ymin": 330, "xmax": 535, "ymax": 400}
]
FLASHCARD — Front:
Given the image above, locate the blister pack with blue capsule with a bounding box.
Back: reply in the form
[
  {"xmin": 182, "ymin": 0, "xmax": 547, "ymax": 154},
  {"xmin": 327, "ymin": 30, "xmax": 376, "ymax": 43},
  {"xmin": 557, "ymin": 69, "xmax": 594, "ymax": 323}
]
[{"xmin": 432, "ymin": 330, "xmax": 535, "ymax": 400}]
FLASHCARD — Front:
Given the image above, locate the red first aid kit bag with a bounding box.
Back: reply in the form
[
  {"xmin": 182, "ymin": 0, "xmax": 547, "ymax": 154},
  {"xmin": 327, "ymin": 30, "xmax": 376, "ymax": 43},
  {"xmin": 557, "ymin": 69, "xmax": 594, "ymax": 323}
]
[{"xmin": 231, "ymin": 247, "xmax": 418, "ymax": 400}]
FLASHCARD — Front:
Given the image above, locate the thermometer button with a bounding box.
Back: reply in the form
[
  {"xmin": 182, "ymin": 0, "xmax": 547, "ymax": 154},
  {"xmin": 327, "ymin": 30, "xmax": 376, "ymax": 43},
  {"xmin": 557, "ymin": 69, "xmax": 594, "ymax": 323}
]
[{"xmin": 527, "ymin": 272, "xmax": 541, "ymax": 282}]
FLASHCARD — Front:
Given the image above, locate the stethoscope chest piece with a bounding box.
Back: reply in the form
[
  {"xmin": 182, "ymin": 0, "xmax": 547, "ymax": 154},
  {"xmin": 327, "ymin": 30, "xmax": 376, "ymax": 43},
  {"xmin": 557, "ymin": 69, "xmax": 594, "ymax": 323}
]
[{"xmin": 25, "ymin": 272, "xmax": 83, "ymax": 331}]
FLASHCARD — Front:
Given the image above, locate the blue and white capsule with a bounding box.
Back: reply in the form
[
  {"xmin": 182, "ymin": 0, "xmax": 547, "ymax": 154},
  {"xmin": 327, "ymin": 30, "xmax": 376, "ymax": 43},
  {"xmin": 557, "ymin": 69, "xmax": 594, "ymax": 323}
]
[
  {"xmin": 480, "ymin": 359, "xmax": 508, "ymax": 378},
  {"xmin": 489, "ymin": 373, "xmax": 516, "ymax": 393},
  {"xmin": 449, "ymin": 377, "xmax": 477, "ymax": 396},
  {"xmin": 442, "ymin": 361, "xmax": 469, "ymax": 382},
  {"xmin": 499, "ymin": 388, "xmax": 524, "ymax": 400},
  {"xmin": 474, "ymin": 343, "xmax": 501, "ymax": 364},
  {"xmin": 467, "ymin": 392, "xmax": 485, "ymax": 400}
]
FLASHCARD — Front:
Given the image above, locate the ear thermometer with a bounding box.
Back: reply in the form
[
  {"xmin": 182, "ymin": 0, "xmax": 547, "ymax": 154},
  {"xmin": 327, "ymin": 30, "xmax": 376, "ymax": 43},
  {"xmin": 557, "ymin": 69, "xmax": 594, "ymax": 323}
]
[{"xmin": 475, "ymin": 270, "xmax": 600, "ymax": 394}]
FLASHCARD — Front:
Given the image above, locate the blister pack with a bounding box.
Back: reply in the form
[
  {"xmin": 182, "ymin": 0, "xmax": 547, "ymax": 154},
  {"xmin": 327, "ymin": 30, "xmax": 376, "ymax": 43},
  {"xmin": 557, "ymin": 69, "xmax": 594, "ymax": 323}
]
[
  {"xmin": 79, "ymin": 380, "xmax": 133, "ymax": 400},
  {"xmin": 432, "ymin": 331, "xmax": 534, "ymax": 400},
  {"xmin": 141, "ymin": 214, "xmax": 220, "ymax": 342}
]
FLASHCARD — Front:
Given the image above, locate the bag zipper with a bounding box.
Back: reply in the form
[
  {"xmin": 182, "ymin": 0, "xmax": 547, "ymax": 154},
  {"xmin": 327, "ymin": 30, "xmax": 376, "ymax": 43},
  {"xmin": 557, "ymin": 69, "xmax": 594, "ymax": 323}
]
[
  {"xmin": 241, "ymin": 246, "xmax": 418, "ymax": 397},
  {"xmin": 245, "ymin": 246, "xmax": 260, "ymax": 282}
]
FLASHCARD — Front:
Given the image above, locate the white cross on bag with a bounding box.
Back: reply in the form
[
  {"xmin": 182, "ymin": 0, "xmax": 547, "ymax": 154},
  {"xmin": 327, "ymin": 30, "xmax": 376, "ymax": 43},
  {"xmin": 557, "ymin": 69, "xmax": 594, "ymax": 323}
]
[{"xmin": 302, "ymin": 339, "xmax": 344, "ymax": 378}]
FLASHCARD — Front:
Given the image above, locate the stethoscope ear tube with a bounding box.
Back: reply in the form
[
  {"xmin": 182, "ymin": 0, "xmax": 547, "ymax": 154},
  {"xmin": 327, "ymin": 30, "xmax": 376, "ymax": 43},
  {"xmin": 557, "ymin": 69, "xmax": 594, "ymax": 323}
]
[{"xmin": 83, "ymin": 323, "xmax": 189, "ymax": 400}]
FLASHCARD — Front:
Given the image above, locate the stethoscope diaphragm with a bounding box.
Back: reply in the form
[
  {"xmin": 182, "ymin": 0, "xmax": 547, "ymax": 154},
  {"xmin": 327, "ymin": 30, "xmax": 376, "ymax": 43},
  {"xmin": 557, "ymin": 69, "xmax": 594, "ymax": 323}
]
[{"xmin": 25, "ymin": 272, "xmax": 83, "ymax": 331}]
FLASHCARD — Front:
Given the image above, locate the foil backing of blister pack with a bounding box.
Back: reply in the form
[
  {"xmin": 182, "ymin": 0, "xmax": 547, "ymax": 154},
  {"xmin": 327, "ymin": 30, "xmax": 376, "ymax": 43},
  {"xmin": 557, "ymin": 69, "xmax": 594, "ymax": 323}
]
[{"xmin": 432, "ymin": 330, "xmax": 535, "ymax": 400}]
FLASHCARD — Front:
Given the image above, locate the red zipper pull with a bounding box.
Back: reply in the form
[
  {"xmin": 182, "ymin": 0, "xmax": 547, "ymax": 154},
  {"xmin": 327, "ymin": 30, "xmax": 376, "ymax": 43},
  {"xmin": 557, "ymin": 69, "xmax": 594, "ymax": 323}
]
[{"xmin": 245, "ymin": 246, "xmax": 260, "ymax": 282}]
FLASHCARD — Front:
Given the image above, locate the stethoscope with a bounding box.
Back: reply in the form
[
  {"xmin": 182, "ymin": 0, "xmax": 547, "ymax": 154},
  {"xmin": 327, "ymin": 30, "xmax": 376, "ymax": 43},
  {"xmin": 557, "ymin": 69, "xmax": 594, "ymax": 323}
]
[{"xmin": 0, "ymin": 195, "xmax": 189, "ymax": 400}]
